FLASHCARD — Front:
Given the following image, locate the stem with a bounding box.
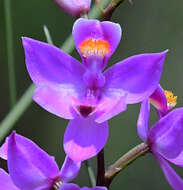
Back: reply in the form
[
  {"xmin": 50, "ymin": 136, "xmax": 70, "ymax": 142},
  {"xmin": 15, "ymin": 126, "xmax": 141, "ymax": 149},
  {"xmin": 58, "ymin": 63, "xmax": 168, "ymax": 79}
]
[
  {"xmin": 95, "ymin": 0, "xmax": 105, "ymax": 14},
  {"xmin": 0, "ymin": 84, "xmax": 36, "ymax": 142},
  {"xmin": 43, "ymin": 25, "xmax": 54, "ymax": 45},
  {"xmin": 96, "ymin": 149, "xmax": 105, "ymax": 186},
  {"xmin": 102, "ymin": 0, "xmax": 125, "ymax": 20},
  {"xmin": 88, "ymin": 0, "xmax": 111, "ymax": 19},
  {"xmin": 84, "ymin": 160, "xmax": 96, "ymax": 187},
  {"xmin": 104, "ymin": 143, "xmax": 149, "ymax": 187},
  {"xmin": 4, "ymin": 0, "xmax": 16, "ymax": 107},
  {"xmin": 0, "ymin": 0, "xmax": 112, "ymax": 143}
]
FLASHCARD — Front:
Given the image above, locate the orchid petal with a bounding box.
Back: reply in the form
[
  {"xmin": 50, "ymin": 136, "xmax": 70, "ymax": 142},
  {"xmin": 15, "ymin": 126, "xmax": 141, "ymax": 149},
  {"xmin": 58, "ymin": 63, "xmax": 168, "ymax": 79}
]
[
  {"xmin": 104, "ymin": 51, "xmax": 167, "ymax": 104},
  {"xmin": 73, "ymin": 18, "xmax": 121, "ymax": 62},
  {"xmin": 60, "ymin": 183, "xmax": 80, "ymax": 190},
  {"xmin": 0, "ymin": 169, "xmax": 19, "ymax": 190},
  {"xmin": 149, "ymin": 108, "xmax": 183, "ymax": 159},
  {"xmin": 0, "ymin": 136, "xmax": 9, "ymax": 160},
  {"xmin": 64, "ymin": 116, "xmax": 108, "ymax": 162},
  {"xmin": 167, "ymin": 151, "xmax": 183, "ymax": 167},
  {"xmin": 137, "ymin": 100, "xmax": 150, "ymax": 141},
  {"xmin": 60, "ymin": 156, "xmax": 81, "ymax": 183},
  {"xmin": 53, "ymin": 0, "xmax": 91, "ymax": 17},
  {"xmin": 33, "ymin": 86, "xmax": 78, "ymax": 119},
  {"xmin": 95, "ymin": 91, "xmax": 127, "ymax": 123},
  {"xmin": 81, "ymin": 187, "xmax": 107, "ymax": 190},
  {"xmin": 8, "ymin": 132, "xmax": 60, "ymax": 190},
  {"xmin": 22, "ymin": 37, "xmax": 85, "ymax": 88},
  {"xmin": 149, "ymin": 84, "xmax": 168, "ymax": 117},
  {"xmin": 155, "ymin": 154, "xmax": 183, "ymax": 190}
]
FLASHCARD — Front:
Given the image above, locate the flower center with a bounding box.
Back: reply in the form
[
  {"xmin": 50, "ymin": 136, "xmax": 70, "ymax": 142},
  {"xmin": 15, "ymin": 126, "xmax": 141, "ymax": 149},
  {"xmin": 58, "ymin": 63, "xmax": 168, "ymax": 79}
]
[
  {"xmin": 164, "ymin": 90, "xmax": 177, "ymax": 108},
  {"xmin": 77, "ymin": 105, "xmax": 95, "ymax": 118},
  {"xmin": 53, "ymin": 178, "xmax": 62, "ymax": 190},
  {"xmin": 79, "ymin": 38, "xmax": 110, "ymax": 58}
]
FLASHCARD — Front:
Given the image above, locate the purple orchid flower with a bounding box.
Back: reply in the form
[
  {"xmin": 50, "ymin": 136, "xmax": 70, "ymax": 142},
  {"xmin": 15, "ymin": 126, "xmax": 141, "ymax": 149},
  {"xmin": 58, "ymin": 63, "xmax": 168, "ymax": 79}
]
[
  {"xmin": 22, "ymin": 18, "xmax": 167, "ymax": 162},
  {"xmin": 0, "ymin": 132, "xmax": 107, "ymax": 190},
  {"xmin": 149, "ymin": 84, "xmax": 177, "ymax": 117},
  {"xmin": 53, "ymin": 0, "xmax": 91, "ymax": 17},
  {"xmin": 137, "ymin": 100, "xmax": 183, "ymax": 190}
]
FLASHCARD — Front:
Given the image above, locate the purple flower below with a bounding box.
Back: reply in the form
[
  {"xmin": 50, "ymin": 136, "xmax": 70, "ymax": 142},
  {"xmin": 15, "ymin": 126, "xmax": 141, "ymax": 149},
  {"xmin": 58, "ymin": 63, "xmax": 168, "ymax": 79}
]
[
  {"xmin": 137, "ymin": 100, "xmax": 183, "ymax": 190},
  {"xmin": 0, "ymin": 132, "xmax": 107, "ymax": 190},
  {"xmin": 23, "ymin": 18, "xmax": 167, "ymax": 162},
  {"xmin": 53, "ymin": 0, "xmax": 91, "ymax": 17}
]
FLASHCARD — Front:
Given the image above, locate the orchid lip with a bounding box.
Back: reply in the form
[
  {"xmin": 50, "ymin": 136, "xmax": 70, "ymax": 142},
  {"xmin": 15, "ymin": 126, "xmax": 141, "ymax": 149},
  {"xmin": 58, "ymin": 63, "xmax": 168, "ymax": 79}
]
[{"xmin": 77, "ymin": 105, "xmax": 95, "ymax": 118}]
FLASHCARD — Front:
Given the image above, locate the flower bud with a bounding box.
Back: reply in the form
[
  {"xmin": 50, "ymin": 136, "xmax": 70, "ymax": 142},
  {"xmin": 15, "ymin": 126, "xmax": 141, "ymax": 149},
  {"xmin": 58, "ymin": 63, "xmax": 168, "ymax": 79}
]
[{"xmin": 53, "ymin": 0, "xmax": 91, "ymax": 17}]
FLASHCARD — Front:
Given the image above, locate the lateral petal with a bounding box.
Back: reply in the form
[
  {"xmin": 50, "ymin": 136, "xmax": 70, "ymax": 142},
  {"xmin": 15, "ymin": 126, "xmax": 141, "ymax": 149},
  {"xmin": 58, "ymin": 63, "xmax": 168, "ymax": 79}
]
[
  {"xmin": 60, "ymin": 156, "xmax": 81, "ymax": 183},
  {"xmin": 95, "ymin": 91, "xmax": 127, "ymax": 123},
  {"xmin": 22, "ymin": 37, "xmax": 85, "ymax": 88},
  {"xmin": 81, "ymin": 187, "xmax": 107, "ymax": 190},
  {"xmin": 104, "ymin": 51, "xmax": 167, "ymax": 104},
  {"xmin": 60, "ymin": 183, "xmax": 80, "ymax": 190},
  {"xmin": 0, "ymin": 136, "xmax": 9, "ymax": 160},
  {"xmin": 0, "ymin": 169, "xmax": 19, "ymax": 190},
  {"xmin": 149, "ymin": 84, "xmax": 168, "ymax": 117},
  {"xmin": 149, "ymin": 108, "xmax": 183, "ymax": 159},
  {"xmin": 8, "ymin": 132, "xmax": 60, "ymax": 190},
  {"xmin": 155, "ymin": 154, "xmax": 183, "ymax": 190},
  {"xmin": 137, "ymin": 100, "xmax": 150, "ymax": 141},
  {"xmin": 33, "ymin": 86, "xmax": 79, "ymax": 119},
  {"xmin": 167, "ymin": 151, "xmax": 183, "ymax": 167}
]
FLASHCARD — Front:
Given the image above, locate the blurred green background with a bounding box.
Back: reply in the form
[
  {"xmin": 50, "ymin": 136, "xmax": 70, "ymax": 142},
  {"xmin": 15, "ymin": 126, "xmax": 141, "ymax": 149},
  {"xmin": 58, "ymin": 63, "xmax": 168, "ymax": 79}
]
[{"xmin": 0, "ymin": 0, "xmax": 183, "ymax": 189}]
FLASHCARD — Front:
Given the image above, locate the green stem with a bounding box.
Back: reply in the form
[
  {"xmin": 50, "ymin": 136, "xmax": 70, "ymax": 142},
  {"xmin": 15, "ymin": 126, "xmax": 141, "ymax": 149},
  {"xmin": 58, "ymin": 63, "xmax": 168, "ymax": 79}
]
[
  {"xmin": 102, "ymin": 0, "xmax": 125, "ymax": 20},
  {"xmin": 0, "ymin": 84, "xmax": 36, "ymax": 142},
  {"xmin": 0, "ymin": 0, "xmax": 112, "ymax": 143},
  {"xmin": 104, "ymin": 143, "xmax": 149, "ymax": 187},
  {"xmin": 89, "ymin": 0, "xmax": 111, "ymax": 19},
  {"xmin": 95, "ymin": 0, "xmax": 105, "ymax": 14},
  {"xmin": 43, "ymin": 25, "xmax": 54, "ymax": 45},
  {"xmin": 4, "ymin": 0, "xmax": 16, "ymax": 107},
  {"xmin": 85, "ymin": 160, "xmax": 96, "ymax": 187}
]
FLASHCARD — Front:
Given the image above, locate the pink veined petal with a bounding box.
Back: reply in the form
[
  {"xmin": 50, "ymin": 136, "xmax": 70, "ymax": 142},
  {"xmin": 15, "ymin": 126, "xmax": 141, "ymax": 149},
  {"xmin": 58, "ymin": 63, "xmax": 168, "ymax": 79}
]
[
  {"xmin": 53, "ymin": 0, "xmax": 91, "ymax": 17},
  {"xmin": 60, "ymin": 156, "xmax": 81, "ymax": 183},
  {"xmin": 60, "ymin": 183, "xmax": 80, "ymax": 190},
  {"xmin": 8, "ymin": 132, "xmax": 60, "ymax": 190},
  {"xmin": 0, "ymin": 169, "xmax": 19, "ymax": 190},
  {"xmin": 148, "ymin": 108, "xmax": 183, "ymax": 159},
  {"xmin": 137, "ymin": 100, "xmax": 150, "ymax": 142},
  {"xmin": 73, "ymin": 18, "xmax": 121, "ymax": 62},
  {"xmin": 33, "ymin": 86, "xmax": 79, "ymax": 120},
  {"xmin": 0, "ymin": 136, "xmax": 9, "ymax": 160},
  {"xmin": 95, "ymin": 91, "xmax": 127, "ymax": 123},
  {"xmin": 64, "ymin": 116, "xmax": 108, "ymax": 162},
  {"xmin": 22, "ymin": 37, "xmax": 85, "ymax": 89},
  {"xmin": 104, "ymin": 51, "xmax": 167, "ymax": 104},
  {"xmin": 155, "ymin": 153, "xmax": 183, "ymax": 190},
  {"xmin": 149, "ymin": 84, "xmax": 168, "ymax": 117}
]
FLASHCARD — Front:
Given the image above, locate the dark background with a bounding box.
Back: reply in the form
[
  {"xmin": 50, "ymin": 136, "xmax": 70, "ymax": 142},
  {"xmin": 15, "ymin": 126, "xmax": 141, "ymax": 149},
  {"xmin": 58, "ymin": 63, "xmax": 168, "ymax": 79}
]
[{"xmin": 0, "ymin": 0, "xmax": 183, "ymax": 189}]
